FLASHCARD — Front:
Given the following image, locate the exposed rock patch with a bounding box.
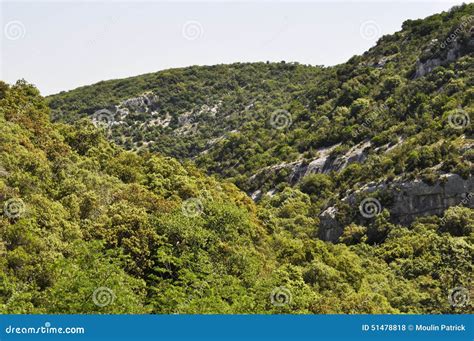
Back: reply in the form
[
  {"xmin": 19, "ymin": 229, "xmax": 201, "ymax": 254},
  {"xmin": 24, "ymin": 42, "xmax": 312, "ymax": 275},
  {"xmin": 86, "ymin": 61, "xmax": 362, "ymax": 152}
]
[
  {"xmin": 319, "ymin": 174, "xmax": 474, "ymax": 242},
  {"xmin": 414, "ymin": 41, "xmax": 459, "ymax": 79},
  {"xmin": 249, "ymin": 141, "xmax": 372, "ymax": 199}
]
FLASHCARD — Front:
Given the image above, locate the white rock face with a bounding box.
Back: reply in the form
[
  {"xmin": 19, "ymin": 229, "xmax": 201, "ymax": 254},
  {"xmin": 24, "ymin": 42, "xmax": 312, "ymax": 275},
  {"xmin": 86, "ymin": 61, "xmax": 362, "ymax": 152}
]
[
  {"xmin": 249, "ymin": 141, "xmax": 371, "ymax": 188},
  {"xmin": 319, "ymin": 174, "xmax": 474, "ymax": 242},
  {"xmin": 415, "ymin": 58, "xmax": 443, "ymax": 79},
  {"xmin": 378, "ymin": 174, "xmax": 473, "ymax": 225},
  {"xmin": 414, "ymin": 41, "xmax": 465, "ymax": 79},
  {"xmin": 121, "ymin": 93, "xmax": 158, "ymax": 113},
  {"xmin": 319, "ymin": 207, "xmax": 340, "ymax": 242}
]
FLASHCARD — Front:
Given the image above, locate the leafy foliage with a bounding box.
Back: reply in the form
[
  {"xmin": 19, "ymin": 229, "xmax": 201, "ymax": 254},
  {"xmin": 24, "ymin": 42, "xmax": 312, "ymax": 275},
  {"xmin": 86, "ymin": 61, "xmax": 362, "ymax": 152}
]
[
  {"xmin": 48, "ymin": 4, "xmax": 473, "ymax": 196},
  {"xmin": 1, "ymin": 4, "xmax": 473, "ymax": 314}
]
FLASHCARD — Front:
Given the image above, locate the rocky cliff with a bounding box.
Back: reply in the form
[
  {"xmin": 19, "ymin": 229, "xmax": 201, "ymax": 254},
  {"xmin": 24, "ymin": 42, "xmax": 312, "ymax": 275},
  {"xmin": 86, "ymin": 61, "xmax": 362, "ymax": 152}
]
[{"xmin": 319, "ymin": 174, "xmax": 474, "ymax": 242}]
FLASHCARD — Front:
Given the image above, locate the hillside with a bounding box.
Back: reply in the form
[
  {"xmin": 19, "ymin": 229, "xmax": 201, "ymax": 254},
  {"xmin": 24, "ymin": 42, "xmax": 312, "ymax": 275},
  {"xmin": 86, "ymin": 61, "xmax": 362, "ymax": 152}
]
[
  {"xmin": 0, "ymin": 4, "xmax": 473, "ymax": 314},
  {"xmin": 1, "ymin": 80, "xmax": 473, "ymax": 314},
  {"xmin": 48, "ymin": 4, "xmax": 473, "ymax": 196},
  {"xmin": 48, "ymin": 5, "xmax": 473, "ymax": 244}
]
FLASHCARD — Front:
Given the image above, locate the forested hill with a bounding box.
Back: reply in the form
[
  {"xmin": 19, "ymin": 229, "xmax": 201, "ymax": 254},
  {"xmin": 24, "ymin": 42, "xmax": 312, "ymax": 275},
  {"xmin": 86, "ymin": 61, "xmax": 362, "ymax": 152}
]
[
  {"xmin": 48, "ymin": 4, "xmax": 473, "ymax": 197},
  {"xmin": 1, "ymin": 4, "xmax": 473, "ymax": 314},
  {"xmin": 1, "ymin": 80, "xmax": 473, "ymax": 314}
]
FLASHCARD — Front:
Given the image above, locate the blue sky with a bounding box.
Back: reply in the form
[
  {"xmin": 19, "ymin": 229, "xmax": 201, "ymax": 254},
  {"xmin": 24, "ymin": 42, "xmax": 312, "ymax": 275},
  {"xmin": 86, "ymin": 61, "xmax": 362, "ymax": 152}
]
[{"xmin": 0, "ymin": 0, "xmax": 463, "ymax": 95}]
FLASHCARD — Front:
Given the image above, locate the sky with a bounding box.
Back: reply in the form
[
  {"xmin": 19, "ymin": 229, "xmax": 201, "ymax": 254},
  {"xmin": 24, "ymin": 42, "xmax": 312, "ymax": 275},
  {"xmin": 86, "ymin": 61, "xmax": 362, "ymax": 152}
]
[{"xmin": 0, "ymin": 0, "xmax": 465, "ymax": 96}]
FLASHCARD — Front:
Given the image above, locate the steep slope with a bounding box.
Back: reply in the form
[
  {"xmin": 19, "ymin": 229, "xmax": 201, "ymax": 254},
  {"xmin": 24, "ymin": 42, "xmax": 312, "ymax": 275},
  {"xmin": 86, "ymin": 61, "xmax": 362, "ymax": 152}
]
[
  {"xmin": 0, "ymin": 81, "xmax": 274, "ymax": 313},
  {"xmin": 1, "ymin": 81, "xmax": 473, "ymax": 314},
  {"xmin": 48, "ymin": 4, "xmax": 473, "ymax": 194},
  {"xmin": 47, "ymin": 5, "xmax": 473, "ymax": 246},
  {"xmin": 3, "ymin": 5, "xmax": 473, "ymax": 314}
]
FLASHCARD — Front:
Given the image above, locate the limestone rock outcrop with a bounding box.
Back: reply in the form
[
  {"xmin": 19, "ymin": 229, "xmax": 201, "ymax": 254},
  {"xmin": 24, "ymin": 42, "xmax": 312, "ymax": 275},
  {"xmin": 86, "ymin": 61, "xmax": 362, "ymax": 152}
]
[{"xmin": 319, "ymin": 174, "xmax": 474, "ymax": 242}]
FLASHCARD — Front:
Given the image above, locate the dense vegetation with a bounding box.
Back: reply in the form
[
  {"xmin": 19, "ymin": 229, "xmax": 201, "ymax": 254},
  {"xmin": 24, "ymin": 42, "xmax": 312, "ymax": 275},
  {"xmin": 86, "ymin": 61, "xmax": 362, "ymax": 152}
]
[
  {"xmin": 1, "ymin": 5, "xmax": 473, "ymax": 314},
  {"xmin": 49, "ymin": 4, "xmax": 473, "ymax": 196},
  {"xmin": 1, "ymin": 81, "xmax": 473, "ymax": 314}
]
